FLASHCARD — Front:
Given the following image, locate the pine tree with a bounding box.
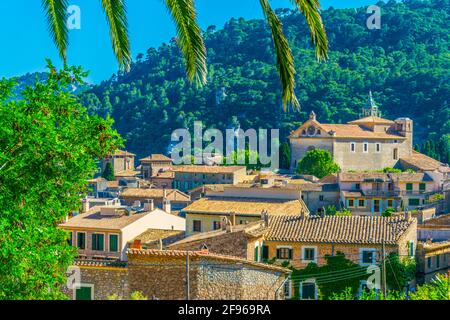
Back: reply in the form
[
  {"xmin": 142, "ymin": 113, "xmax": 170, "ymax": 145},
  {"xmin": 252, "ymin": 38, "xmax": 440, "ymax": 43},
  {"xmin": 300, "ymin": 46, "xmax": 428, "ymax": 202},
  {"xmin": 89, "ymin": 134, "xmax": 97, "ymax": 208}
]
[
  {"xmin": 280, "ymin": 142, "xmax": 291, "ymax": 170},
  {"xmin": 102, "ymin": 162, "xmax": 116, "ymax": 181}
]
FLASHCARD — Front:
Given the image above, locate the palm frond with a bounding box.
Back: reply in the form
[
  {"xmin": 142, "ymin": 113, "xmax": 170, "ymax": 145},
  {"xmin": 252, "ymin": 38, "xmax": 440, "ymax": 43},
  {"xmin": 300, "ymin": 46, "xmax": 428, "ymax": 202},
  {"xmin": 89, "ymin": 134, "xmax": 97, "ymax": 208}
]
[
  {"xmin": 165, "ymin": 0, "xmax": 207, "ymax": 85},
  {"xmin": 100, "ymin": 0, "xmax": 131, "ymax": 71},
  {"xmin": 259, "ymin": 0, "xmax": 299, "ymax": 111},
  {"xmin": 290, "ymin": 0, "xmax": 329, "ymax": 60},
  {"xmin": 42, "ymin": 0, "xmax": 69, "ymax": 62}
]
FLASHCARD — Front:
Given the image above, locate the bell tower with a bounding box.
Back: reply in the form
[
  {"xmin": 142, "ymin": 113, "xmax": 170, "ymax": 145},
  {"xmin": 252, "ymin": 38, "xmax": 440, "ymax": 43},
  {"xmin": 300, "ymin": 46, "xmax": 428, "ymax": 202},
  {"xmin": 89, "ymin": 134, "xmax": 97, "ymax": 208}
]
[
  {"xmin": 362, "ymin": 91, "xmax": 382, "ymax": 117},
  {"xmin": 395, "ymin": 117, "xmax": 413, "ymax": 156}
]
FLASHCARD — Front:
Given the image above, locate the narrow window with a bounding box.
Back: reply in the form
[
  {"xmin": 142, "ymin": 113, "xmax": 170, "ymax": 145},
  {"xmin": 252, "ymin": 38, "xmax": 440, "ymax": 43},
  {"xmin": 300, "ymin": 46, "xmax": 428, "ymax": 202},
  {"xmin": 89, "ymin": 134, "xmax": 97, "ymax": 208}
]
[
  {"xmin": 77, "ymin": 232, "xmax": 86, "ymax": 250},
  {"xmin": 350, "ymin": 142, "xmax": 356, "ymax": 153},
  {"xmin": 359, "ymin": 199, "xmax": 365, "ymax": 207},
  {"xmin": 376, "ymin": 143, "xmax": 381, "ymax": 153},
  {"xmin": 363, "ymin": 142, "xmax": 369, "ymax": 153},
  {"xmin": 393, "ymin": 148, "xmax": 398, "ymax": 160},
  {"xmin": 348, "ymin": 199, "xmax": 355, "ymax": 207}
]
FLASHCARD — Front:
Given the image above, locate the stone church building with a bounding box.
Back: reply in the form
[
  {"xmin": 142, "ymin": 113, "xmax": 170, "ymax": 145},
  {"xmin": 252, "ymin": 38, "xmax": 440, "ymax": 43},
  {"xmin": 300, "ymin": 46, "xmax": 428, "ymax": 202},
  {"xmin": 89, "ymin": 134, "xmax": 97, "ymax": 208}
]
[{"xmin": 289, "ymin": 93, "xmax": 414, "ymax": 172}]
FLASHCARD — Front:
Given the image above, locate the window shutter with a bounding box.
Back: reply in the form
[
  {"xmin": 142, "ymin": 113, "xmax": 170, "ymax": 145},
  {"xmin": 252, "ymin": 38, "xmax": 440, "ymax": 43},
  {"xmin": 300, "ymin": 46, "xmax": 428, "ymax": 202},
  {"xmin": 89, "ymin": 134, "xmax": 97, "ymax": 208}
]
[
  {"xmin": 276, "ymin": 248, "xmax": 281, "ymax": 259},
  {"xmin": 288, "ymin": 249, "xmax": 293, "ymax": 260}
]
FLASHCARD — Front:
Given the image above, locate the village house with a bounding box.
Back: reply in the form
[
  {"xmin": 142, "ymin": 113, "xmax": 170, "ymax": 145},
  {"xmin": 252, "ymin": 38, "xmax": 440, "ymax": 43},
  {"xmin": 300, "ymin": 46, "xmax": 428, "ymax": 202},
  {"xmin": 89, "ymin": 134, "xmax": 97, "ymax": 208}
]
[
  {"xmin": 418, "ymin": 213, "xmax": 450, "ymax": 241},
  {"xmin": 172, "ymin": 165, "xmax": 247, "ymax": 192},
  {"xmin": 63, "ymin": 248, "xmax": 290, "ymax": 300},
  {"xmin": 101, "ymin": 150, "xmax": 136, "ymax": 175},
  {"xmin": 338, "ymin": 172, "xmax": 442, "ymax": 215},
  {"xmin": 119, "ymin": 188, "xmax": 191, "ymax": 211},
  {"xmin": 139, "ymin": 154, "xmax": 173, "ymax": 180},
  {"xmin": 416, "ymin": 240, "xmax": 450, "ymax": 283},
  {"xmin": 59, "ymin": 203, "xmax": 186, "ymax": 261},
  {"xmin": 289, "ymin": 93, "xmax": 418, "ymax": 172}
]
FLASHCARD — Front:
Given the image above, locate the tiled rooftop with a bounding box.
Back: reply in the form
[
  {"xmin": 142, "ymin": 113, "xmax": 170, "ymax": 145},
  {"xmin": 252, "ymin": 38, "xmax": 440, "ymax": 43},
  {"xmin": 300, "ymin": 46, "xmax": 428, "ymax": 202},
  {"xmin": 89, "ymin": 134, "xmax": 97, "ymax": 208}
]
[
  {"xmin": 265, "ymin": 215, "xmax": 415, "ymax": 245},
  {"xmin": 182, "ymin": 197, "xmax": 308, "ymax": 216}
]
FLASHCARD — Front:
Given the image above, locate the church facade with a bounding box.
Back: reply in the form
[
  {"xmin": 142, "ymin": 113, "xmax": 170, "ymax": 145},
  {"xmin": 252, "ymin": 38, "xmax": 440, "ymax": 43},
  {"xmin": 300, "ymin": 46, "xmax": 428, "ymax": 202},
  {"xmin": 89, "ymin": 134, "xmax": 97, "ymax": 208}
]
[{"xmin": 289, "ymin": 93, "xmax": 414, "ymax": 172}]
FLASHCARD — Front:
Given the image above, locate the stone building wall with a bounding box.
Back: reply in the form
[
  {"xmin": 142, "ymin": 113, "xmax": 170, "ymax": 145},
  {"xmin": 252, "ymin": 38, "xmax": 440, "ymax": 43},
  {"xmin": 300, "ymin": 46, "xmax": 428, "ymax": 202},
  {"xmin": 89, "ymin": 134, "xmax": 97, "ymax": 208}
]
[
  {"xmin": 62, "ymin": 266, "xmax": 129, "ymax": 300},
  {"xmin": 195, "ymin": 262, "xmax": 285, "ymax": 300}
]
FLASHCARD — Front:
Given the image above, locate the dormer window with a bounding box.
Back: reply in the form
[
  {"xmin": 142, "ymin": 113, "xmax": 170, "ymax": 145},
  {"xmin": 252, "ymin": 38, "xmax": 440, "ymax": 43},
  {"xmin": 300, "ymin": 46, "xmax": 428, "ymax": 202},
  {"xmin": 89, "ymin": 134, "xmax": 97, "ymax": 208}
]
[{"xmin": 302, "ymin": 130, "xmax": 306, "ymax": 136}]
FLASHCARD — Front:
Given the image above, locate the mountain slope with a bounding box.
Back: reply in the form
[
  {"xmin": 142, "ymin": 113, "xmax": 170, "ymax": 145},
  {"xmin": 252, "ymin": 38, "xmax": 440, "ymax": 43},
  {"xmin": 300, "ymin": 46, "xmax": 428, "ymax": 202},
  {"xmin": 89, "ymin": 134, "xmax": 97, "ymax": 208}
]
[{"xmin": 80, "ymin": 0, "xmax": 450, "ymax": 160}]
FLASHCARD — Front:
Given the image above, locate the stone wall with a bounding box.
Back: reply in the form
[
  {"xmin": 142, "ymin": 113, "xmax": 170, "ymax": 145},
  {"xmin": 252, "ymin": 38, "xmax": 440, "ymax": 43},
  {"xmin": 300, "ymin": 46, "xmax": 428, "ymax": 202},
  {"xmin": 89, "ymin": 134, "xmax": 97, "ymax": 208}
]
[{"xmin": 62, "ymin": 266, "xmax": 129, "ymax": 300}]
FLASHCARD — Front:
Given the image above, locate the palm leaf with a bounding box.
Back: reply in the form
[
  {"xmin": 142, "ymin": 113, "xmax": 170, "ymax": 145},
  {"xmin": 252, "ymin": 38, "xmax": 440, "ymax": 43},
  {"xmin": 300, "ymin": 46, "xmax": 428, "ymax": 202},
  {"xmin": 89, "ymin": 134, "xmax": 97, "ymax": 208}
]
[
  {"xmin": 165, "ymin": 0, "xmax": 207, "ymax": 85},
  {"xmin": 290, "ymin": 0, "xmax": 329, "ymax": 60},
  {"xmin": 42, "ymin": 0, "xmax": 69, "ymax": 62},
  {"xmin": 259, "ymin": 0, "xmax": 299, "ymax": 110},
  {"xmin": 100, "ymin": 0, "xmax": 131, "ymax": 71}
]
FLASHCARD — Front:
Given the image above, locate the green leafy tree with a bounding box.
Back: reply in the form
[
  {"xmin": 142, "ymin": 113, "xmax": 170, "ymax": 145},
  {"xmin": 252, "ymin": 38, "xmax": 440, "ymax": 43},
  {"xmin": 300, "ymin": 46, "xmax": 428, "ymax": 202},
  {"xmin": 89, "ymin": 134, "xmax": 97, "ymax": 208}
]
[
  {"xmin": 331, "ymin": 275, "xmax": 449, "ymax": 300},
  {"xmin": 40, "ymin": 0, "xmax": 328, "ymax": 109},
  {"xmin": 296, "ymin": 149, "xmax": 340, "ymax": 178},
  {"xmin": 291, "ymin": 252, "xmax": 366, "ymax": 300},
  {"xmin": 102, "ymin": 162, "xmax": 116, "ymax": 181},
  {"xmin": 0, "ymin": 62, "xmax": 122, "ymax": 300},
  {"xmin": 382, "ymin": 208, "xmax": 396, "ymax": 217},
  {"xmin": 384, "ymin": 253, "xmax": 416, "ymax": 291},
  {"xmin": 410, "ymin": 275, "xmax": 450, "ymax": 300}
]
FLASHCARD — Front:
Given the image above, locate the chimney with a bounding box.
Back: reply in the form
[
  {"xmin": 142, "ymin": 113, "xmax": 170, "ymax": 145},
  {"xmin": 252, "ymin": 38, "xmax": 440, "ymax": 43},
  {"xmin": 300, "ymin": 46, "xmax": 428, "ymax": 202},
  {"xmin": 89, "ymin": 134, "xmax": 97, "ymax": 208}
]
[
  {"xmin": 221, "ymin": 217, "xmax": 228, "ymax": 231},
  {"xmin": 262, "ymin": 210, "xmax": 269, "ymax": 227},
  {"xmin": 131, "ymin": 239, "xmax": 142, "ymax": 250},
  {"xmin": 229, "ymin": 212, "xmax": 236, "ymax": 226},
  {"xmin": 226, "ymin": 219, "xmax": 233, "ymax": 233},
  {"xmin": 301, "ymin": 210, "xmax": 306, "ymax": 219},
  {"xmin": 144, "ymin": 199, "xmax": 154, "ymax": 212},
  {"xmin": 82, "ymin": 197, "xmax": 89, "ymax": 213},
  {"xmin": 163, "ymin": 199, "xmax": 171, "ymax": 214},
  {"xmin": 405, "ymin": 211, "xmax": 412, "ymax": 222}
]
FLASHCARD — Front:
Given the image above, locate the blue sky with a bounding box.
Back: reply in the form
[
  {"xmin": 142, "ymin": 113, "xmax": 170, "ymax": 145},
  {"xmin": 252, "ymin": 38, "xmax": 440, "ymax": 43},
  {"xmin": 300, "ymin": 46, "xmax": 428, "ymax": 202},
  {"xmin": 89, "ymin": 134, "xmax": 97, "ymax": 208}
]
[{"xmin": 0, "ymin": 0, "xmax": 376, "ymax": 83}]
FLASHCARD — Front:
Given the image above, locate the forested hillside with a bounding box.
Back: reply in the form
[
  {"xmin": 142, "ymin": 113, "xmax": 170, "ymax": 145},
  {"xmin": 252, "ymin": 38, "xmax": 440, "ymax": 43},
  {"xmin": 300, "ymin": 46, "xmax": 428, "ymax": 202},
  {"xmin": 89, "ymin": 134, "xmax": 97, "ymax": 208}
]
[{"xmin": 80, "ymin": 0, "xmax": 450, "ymax": 162}]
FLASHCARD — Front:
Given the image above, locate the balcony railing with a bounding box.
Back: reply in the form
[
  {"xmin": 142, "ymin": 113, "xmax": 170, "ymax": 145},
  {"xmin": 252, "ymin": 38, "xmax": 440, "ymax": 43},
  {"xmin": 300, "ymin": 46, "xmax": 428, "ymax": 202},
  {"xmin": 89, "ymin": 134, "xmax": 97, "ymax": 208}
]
[{"xmin": 362, "ymin": 190, "xmax": 400, "ymax": 197}]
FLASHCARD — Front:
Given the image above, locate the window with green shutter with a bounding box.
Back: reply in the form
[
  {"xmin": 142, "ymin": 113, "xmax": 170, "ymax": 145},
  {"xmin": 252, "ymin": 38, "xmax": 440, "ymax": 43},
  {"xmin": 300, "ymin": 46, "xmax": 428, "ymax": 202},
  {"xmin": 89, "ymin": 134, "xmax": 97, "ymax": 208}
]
[
  {"xmin": 419, "ymin": 183, "xmax": 426, "ymax": 192},
  {"xmin": 92, "ymin": 233, "xmax": 104, "ymax": 251},
  {"xmin": 262, "ymin": 246, "xmax": 269, "ymax": 261},
  {"xmin": 109, "ymin": 234, "xmax": 119, "ymax": 252},
  {"xmin": 77, "ymin": 232, "xmax": 86, "ymax": 250},
  {"xmin": 406, "ymin": 183, "xmax": 413, "ymax": 192},
  {"xmin": 75, "ymin": 286, "xmax": 93, "ymax": 300},
  {"xmin": 408, "ymin": 241, "xmax": 414, "ymax": 257},
  {"xmin": 408, "ymin": 198, "xmax": 420, "ymax": 206}
]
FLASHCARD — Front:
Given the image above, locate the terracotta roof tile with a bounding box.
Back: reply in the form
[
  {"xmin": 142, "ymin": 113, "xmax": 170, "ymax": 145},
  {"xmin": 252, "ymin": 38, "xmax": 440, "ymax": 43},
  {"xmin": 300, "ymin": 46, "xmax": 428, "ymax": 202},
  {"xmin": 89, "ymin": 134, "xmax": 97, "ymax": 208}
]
[
  {"xmin": 348, "ymin": 116, "xmax": 395, "ymax": 125},
  {"xmin": 140, "ymin": 154, "xmax": 173, "ymax": 162},
  {"xmin": 265, "ymin": 215, "xmax": 415, "ymax": 245},
  {"xmin": 182, "ymin": 197, "xmax": 308, "ymax": 216},
  {"xmin": 400, "ymin": 151, "xmax": 446, "ymax": 171},
  {"xmin": 172, "ymin": 165, "xmax": 246, "ymax": 174},
  {"xmin": 119, "ymin": 188, "xmax": 190, "ymax": 201}
]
